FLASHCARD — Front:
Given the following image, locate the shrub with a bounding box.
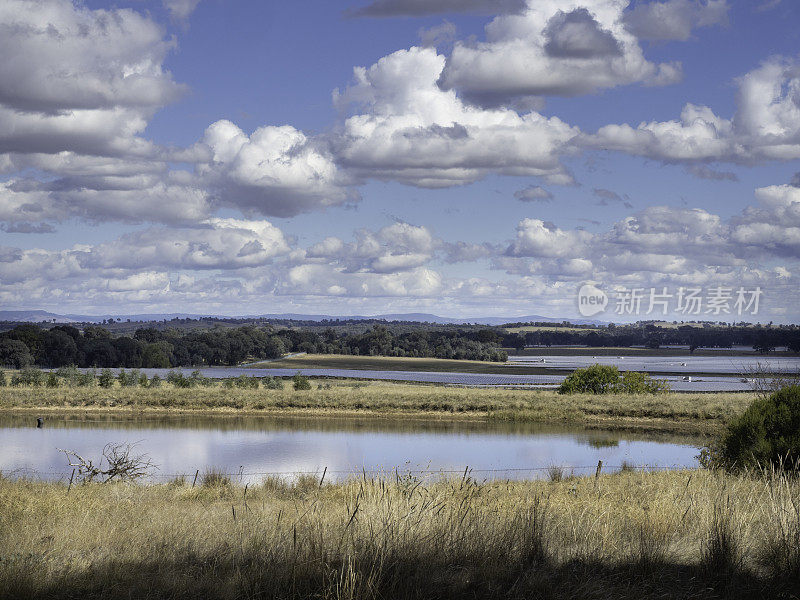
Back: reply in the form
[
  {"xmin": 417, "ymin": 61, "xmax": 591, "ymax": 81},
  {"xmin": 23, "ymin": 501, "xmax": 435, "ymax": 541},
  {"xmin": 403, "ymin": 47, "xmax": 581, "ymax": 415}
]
[
  {"xmin": 45, "ymin": 372, "xmax": 59, "ymax": 388},
  {"xmin": 56, "ymin": 365, "xmax": 82, "ymax": 386},
  {"xmin": 558, "ymin": 364, "xmax": 669, "ymax": 394},
  {"xmin": 263, "ymin": 376, "xmax": 284, "ymax": 390},
  {"xmin": 293, "ymin": 372, "xmax": 311, "ymax": 391},
  {"xmin": 77, "ymin": 369, "xmax": 96, "ymax": 387},
  {"xmin": 559, "ymin": 364, "xmax": 619, "ymax": 394},
  {"xmin": 0, "ymin": 370, "xmax": 5, "ymax": 387},
  {"xmin": 149, "ymin": 374, "xmax": 162, "ymax": 388},
  {"xmin": 618, "ymin": 370, "xmax": 671, "ymax": 394},
  {"xmin": 233, "ymin": 374, "xmax": 259, "ymax": 389},
  {"xmin": 708, "ymin": 385, "xmax": 800, "ymax": 471},
  {"xmin": 191, "ymin": 370, "xmax": 214, "ymax": 387},
  {"xmin": 17, "ymin": 367, "xmax": 45, "ymax": 387},
  {"xmin": 167, "ymin": 370, "xmax": 194, "ymax": 388},
  {"xmin": 98, "ymin": 369, "xmax": 115, "ymax": 388},
  {"xmin": 201, "ymin": 468, "xmax": 231, "ymax": 488},
  {"xmin": 117, "ymin": 369, "xmax": 139, "ymax": 387}
]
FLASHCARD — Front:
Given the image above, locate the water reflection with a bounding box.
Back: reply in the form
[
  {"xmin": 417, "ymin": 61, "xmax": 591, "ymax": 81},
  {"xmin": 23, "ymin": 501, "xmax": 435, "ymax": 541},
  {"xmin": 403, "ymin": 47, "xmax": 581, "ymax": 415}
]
[{"xmin": 1, "ymin": 414, "xmax": 702, "ymax": 484}]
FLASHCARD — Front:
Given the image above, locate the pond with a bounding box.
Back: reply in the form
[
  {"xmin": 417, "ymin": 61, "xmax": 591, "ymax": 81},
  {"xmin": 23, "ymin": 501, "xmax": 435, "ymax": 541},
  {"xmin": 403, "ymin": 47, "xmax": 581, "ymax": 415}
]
[{"xmin": 0, "ymin": 414, "xmax": 703, "ymax": 485}]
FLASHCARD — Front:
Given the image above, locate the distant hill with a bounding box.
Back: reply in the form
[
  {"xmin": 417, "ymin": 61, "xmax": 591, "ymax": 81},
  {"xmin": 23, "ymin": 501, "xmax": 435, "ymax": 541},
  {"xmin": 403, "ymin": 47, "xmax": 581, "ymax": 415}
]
[
  {"xmin": 0, "ymin": 310, "xmax": 603, "ymax": 326},
  {"xmin": 0, "ymin": 310, "xmax": 76, "ymax": 323}
]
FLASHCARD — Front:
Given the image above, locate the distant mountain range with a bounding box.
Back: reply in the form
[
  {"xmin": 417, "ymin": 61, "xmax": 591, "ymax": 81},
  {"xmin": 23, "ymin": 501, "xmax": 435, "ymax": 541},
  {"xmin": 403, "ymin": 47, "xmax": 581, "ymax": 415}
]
[{"xmin": 0, "ymin": 309, "xmax": 603, "ymax": 326}]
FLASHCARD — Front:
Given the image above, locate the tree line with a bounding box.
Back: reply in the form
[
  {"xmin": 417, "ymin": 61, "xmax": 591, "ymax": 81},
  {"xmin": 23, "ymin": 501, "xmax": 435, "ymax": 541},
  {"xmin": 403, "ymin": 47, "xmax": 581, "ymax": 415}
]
[
  {"xmin": 0, "ymin": 323, "xmax": 508, "ymax": 368},
  {"xmin": 507, "ymin": 324, "xmax": 800, "ymax": 353},
  {"xmin": 2, "ymin": 320, "xmax": 798, "ymax": 369}
]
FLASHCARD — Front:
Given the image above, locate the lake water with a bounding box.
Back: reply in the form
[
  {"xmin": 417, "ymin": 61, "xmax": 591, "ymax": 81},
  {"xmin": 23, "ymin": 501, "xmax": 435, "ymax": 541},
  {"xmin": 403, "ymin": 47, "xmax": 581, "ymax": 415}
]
[{"xmin": 0, "ymin": 414, "xmax": 702, "ymax": 485}]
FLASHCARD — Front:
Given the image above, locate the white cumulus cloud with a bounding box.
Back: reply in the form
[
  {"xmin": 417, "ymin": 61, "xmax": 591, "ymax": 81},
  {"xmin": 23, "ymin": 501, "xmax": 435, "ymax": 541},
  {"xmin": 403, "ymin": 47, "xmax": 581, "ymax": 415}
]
[
  {"xmin": 438, "ymin": 0, "xmax": 682, "ymax": 106},
  {"xmin": 198, "ymin": 120, "xmax": 356, "ymax": 217},
  {"xmin": 623, "ymin": 0, "xmax": 729, "ymax": 42},
  {"xmin": 334, "ymin": 46, "xmax": 579, "ymax": 188}
]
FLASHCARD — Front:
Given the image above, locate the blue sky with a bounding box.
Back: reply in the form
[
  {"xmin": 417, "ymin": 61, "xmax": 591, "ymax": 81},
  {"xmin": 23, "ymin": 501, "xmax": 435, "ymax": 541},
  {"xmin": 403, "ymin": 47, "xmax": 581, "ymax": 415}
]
[{"xmin": 1, "ymin": 0, "xmax": 799, "ymax": 322}]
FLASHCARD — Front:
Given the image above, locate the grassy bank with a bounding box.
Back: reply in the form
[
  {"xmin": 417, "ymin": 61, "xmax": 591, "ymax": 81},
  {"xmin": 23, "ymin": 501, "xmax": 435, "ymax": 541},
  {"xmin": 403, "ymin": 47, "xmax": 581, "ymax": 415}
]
[
  {"xmin": 1, "ymin": 470, "xmax": 798, "ymax": 599},
  {"xmin": 0, "ymin": 382, "xmax": 755, "ymax": 434}
]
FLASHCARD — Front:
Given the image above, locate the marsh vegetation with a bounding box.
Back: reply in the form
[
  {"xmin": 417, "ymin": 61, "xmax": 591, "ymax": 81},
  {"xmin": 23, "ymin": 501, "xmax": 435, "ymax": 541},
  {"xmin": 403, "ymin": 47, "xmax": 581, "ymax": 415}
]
[{"xmin": 0, "ymin": 377, "xmax": 755, "ymax": 434}]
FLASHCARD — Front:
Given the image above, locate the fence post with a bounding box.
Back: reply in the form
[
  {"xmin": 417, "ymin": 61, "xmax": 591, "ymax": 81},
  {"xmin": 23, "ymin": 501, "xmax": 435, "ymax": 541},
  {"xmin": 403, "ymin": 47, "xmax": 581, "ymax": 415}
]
[
  {"xmin": 192, "ymin": 469, "xmax": 199, "ymax": 488},
  {"xmin": 594, "ymin": 460, "xmax": 603, "ymax": 492}
]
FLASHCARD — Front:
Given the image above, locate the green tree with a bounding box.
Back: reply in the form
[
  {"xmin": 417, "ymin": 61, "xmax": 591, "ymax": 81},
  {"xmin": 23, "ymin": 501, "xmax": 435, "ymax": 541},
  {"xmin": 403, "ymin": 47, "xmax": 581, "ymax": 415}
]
[
  {"xmin": 6, "ymin": 324, "xmax": 44, "ymax": 359},
  {"xmin": 40, "ymin": 330, "xmax": 79, "ymax": 367},
  {"xmin": 113, "ymin": 337, "xmax": 144, "ymax": 368},
  {"xmin": 754, "ymin": 336, "xmax": 776, "ymax": 355},
  {"xmin": 81, "ymin": 339, "xmax": 119, "ymax": 367},
  {"xmin": 0, "ymin": 339, "xmax": 33, "ymax": 368},
  {"xmin": 83, "ymin": 326, "xmax": 111, "ymax": 339},
  {"xmin": 142, "ymin": 342, "xmax": 172, "ymax": 368}
]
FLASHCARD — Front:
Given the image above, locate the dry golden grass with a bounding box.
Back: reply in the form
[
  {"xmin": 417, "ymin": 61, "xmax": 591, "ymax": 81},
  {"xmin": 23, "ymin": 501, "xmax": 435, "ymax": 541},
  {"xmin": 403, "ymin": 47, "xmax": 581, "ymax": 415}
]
[
  {"xmin": 0, "ymin": 382, "xmax": 755, "ymax": 434},
  {"xmin": 1, "ymin": 469, "xmax": 798, "ymax": 599}
]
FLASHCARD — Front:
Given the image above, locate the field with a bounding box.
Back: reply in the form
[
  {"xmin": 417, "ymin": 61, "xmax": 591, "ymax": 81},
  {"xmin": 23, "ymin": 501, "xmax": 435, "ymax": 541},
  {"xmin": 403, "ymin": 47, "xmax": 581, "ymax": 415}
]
[
  {"xmin": 503, "ymin": 325, "xmax": 588, "ymax": 333},
  {"xmin": 1, "ymin": 469, "xmax": 798, "ymax": 599},
  {"xmin": 0, "ymin": 382, "xmax": 755, "ymax": 435},
  {"xmin": 245, "ymin": 353, "xmax": 519, "ymax": 373}
]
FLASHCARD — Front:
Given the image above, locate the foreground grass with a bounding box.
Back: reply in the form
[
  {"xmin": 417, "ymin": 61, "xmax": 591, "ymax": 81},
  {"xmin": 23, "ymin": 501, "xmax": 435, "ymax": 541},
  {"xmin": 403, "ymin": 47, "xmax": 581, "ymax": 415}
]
[
  {"xmin": 0, "ymin": 382, "xmax": 755, "ymax": 434},
  {"xmin": 1, "ymin": 470, "xmax": 798, "ymax": 599}
]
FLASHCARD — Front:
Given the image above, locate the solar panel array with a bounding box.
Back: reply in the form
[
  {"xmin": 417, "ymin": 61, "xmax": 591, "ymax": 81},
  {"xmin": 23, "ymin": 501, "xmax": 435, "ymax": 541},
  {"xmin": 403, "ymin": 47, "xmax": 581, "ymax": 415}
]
[{"xmin": 85, "ymin": 366, "xmax": 757, "ymax": 391}]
